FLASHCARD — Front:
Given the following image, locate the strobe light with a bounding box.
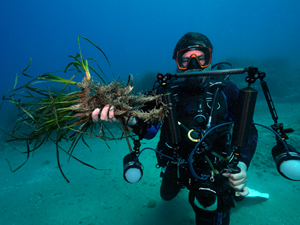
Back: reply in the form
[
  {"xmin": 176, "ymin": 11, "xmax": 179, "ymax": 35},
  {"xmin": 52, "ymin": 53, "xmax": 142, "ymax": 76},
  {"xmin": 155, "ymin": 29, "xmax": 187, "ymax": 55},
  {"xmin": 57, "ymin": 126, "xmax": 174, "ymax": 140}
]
[
  {"xmin": 272, "ymin": 143, "xmax": 300, "ymax": 181},
  {"xmin": 123, "ymin": 152, "xmax": 143, "ymax": 183}
]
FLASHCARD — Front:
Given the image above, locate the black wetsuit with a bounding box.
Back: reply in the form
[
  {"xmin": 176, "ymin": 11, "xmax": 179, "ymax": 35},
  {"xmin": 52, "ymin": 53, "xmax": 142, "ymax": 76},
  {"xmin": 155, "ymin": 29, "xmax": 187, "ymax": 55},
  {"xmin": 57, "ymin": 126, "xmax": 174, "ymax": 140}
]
[{"xmin": 130, "ymin": 78, "xmax": 258, "ymax": 225}]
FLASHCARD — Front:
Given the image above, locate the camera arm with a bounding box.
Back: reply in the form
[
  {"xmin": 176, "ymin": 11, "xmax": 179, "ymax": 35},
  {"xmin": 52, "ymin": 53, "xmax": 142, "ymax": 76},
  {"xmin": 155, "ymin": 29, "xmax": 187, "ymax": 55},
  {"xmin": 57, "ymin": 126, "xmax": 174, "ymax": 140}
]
[{"xmin": 245, "ymin": 66, "xmax": 293, "ymax": 140}]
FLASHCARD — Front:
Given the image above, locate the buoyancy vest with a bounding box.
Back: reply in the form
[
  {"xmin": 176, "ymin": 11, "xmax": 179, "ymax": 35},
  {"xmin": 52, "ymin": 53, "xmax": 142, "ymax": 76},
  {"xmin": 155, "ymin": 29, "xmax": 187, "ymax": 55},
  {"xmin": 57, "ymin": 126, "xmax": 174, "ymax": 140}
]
[{"xmin": 158, "ymin": 80, "xmax": 233, "ymax": 155}]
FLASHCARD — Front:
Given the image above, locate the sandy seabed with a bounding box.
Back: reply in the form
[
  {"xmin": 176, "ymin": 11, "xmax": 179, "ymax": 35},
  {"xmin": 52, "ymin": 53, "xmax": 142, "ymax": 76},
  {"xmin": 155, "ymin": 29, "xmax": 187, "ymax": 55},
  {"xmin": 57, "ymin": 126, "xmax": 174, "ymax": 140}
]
[{"xmin": 1, "ymin": 100, "xmax": 300, "ymax": 225}]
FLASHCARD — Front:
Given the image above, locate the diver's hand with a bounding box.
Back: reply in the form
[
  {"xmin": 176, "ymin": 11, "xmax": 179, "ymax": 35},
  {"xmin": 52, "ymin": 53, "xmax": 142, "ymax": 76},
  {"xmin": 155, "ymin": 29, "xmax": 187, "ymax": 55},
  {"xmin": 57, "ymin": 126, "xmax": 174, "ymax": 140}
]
[
  {"xmin": 92, "ymin": 105, "xmax": 137, "ymax": 125},
  {"xmin": 92, "ymin": 105, "xmax": 117, "ymax": 122},
  {"xmin": 222, "ymin": 162, "xmax": 249, "ymax": 197}
]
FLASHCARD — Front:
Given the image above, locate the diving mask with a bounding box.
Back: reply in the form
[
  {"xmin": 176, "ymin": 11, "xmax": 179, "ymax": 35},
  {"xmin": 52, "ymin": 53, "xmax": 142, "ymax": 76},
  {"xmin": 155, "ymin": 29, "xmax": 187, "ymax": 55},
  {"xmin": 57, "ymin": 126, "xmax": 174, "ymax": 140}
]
[{"xmin": 176, "ymin": 45, "xmax": 212, "ymax": 70}]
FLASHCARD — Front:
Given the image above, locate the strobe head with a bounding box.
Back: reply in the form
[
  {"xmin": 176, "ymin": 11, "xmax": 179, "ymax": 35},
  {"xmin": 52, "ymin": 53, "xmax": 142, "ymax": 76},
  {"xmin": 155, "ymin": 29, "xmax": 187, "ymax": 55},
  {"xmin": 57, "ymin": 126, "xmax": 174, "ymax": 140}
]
[
  {"xmin": 272, "ymin": 143, "xmax": 300, "ymax": 181},
  {"xmin": 123, "ymin": 152, "xmax": 143, "ymax": 183}
]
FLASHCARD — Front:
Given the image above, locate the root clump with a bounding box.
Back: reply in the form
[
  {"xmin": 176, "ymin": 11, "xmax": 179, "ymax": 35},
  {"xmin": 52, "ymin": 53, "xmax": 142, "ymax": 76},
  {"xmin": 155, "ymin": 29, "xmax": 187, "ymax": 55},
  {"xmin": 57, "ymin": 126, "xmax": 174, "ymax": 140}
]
[{"xmin": 73, "ymin": 75, "xmax": 168, "ymax": 125}]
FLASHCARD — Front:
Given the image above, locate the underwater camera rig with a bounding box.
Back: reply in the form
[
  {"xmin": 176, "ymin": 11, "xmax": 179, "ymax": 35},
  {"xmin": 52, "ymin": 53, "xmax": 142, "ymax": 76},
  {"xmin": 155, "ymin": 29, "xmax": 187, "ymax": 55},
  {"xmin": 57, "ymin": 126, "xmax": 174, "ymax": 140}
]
[{"xmin": 122, "ymin": 66, "xmax": 300, "ymax": 184}]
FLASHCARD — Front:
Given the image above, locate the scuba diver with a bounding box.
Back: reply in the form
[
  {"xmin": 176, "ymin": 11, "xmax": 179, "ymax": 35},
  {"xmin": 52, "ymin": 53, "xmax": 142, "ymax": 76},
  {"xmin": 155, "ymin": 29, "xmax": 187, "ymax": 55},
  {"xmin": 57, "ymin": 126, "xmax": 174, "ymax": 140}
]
[{"xmin": 92, "ymin": 32, "xmax": 258, "ymax": 225}]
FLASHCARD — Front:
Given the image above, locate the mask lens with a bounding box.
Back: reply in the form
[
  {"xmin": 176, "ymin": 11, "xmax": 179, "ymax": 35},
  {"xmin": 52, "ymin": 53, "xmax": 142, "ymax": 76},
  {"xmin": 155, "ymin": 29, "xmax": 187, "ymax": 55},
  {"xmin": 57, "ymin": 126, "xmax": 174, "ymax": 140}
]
[{"xmin": 176, "ymin": 46, "xmax": 212, "ymax": 70}]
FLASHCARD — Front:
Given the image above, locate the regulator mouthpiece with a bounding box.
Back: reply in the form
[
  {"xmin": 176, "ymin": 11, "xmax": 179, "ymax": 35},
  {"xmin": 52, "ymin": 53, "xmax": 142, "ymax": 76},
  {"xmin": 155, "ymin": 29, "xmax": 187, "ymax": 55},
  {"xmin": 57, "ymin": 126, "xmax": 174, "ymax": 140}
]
[
  {"xmin": 123, "ymin": 152, "xmax": 143, "ymax": 183},
  {"xmin": 272, "ymin": 144, "xmax": 300, "ymax": 181}
]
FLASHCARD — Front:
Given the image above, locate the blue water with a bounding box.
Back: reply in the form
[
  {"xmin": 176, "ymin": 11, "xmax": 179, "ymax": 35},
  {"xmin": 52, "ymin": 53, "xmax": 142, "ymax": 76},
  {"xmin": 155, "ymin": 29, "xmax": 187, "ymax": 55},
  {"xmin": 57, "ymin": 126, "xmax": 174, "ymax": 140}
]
[
  {"xmin": 1, "ymin": 0, "xmax": 300, "ymax": 87},
  {"xmin": 0, "ymin": 1, "xmax": 300, "ymax": 224}
]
